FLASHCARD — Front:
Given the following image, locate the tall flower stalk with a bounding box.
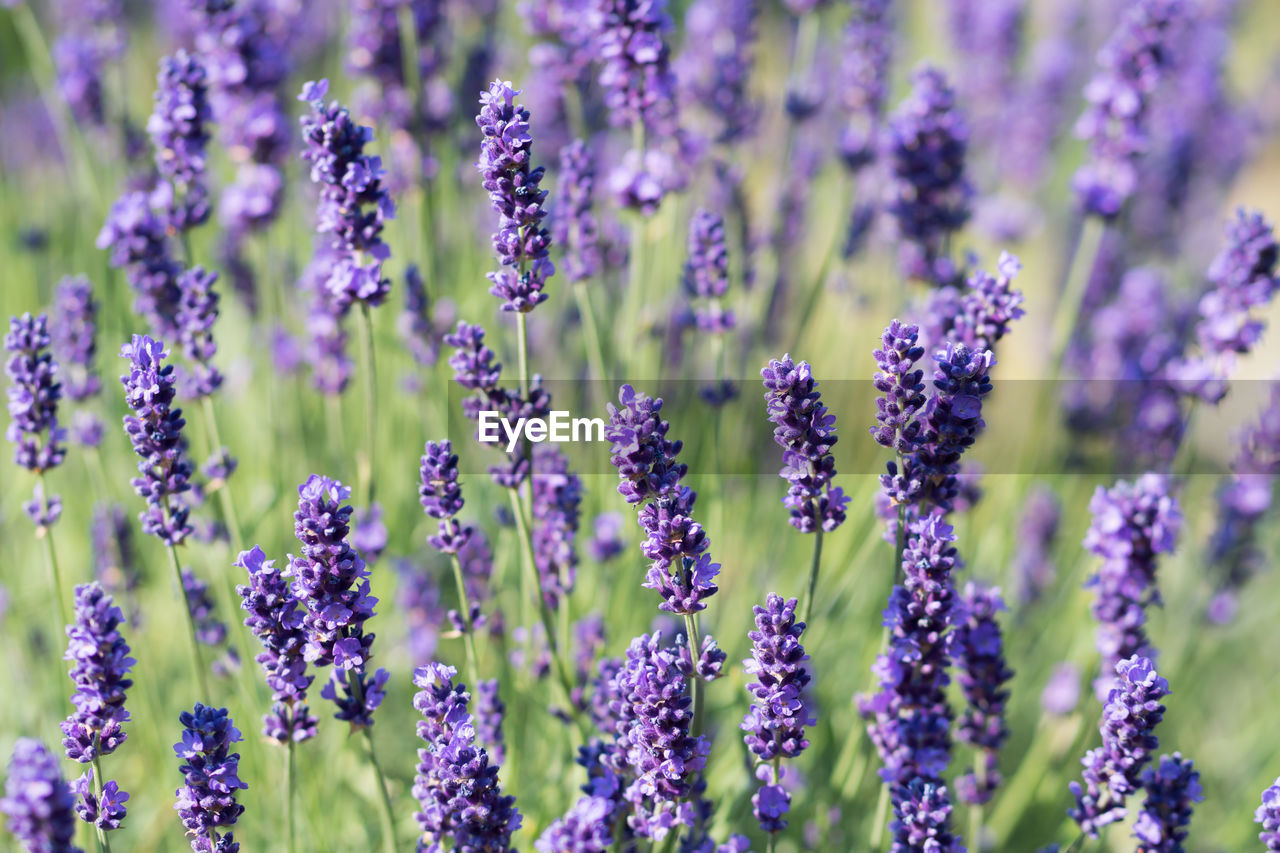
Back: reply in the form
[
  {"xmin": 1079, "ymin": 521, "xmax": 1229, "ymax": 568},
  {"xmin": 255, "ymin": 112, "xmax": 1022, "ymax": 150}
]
[
  {"xmin": 1, "ymin": 738, "xmax": 82, "ymax": 853},
  {"xmin": 173, "ymin": 704, "xmax": 247, "ymax": 853},
  {"xmin": 5, "ymin": 313, "xmax": 69, "ymax": 627},
  {"xmin": 118, "ymin": 335, "xmax": 208, "ymax": 699}
]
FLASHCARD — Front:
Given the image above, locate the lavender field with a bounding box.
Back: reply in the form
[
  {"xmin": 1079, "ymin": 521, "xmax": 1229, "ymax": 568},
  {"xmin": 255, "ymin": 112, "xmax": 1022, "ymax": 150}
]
[{"xmin": 3, "ymin": 0, "xmax": 1280, "ymax": 851}]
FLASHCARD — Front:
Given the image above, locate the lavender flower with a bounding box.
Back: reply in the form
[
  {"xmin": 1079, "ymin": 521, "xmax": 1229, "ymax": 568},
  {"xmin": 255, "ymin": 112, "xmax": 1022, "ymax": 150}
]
[
  {"xmin": 535, "ymin": 793, "xmax": 615, "ymax": 853},
  {"xmin": 1069, "ymin": 655, "xmax": 1169, "ymax": 837},
  {"xmin": 859, "ymin": 515, "xmax": 960, "ymax": 789},
  {"xmin": 476, "ymin": 80, "xmax": 555, "ymax": 313},
  {"xmin": 871, "ymin": 321, "xmax": 926, "ymax": 453},
  {"xmin": 611, "ymin": 633, "xmax": 708, "ymax": 839},
  {"xmin": 398, "ymin": 265, "xmax": 440, "ymax": 368},
  {"xmin": 54, "ymin": 35, "xmax": 105, "ymax": 128},
  {"xmin": 556, "ymin": 139, "xmax": 601, "ymax": 284},
  {"xmin": 119, "ymin": 335, "xmax": 193, "ymax": 546},
  {"xmin": 69, "ymin": 771, "xmax": 127, "ymax": 834},
  {"xmin": 605, "ymin": 385, "xmax": 720, "ymax": 614},
  {"xmin": 6, "ymin": 314, "xmax": 66, "ymax": 525},
  {"xmin": 1072, "ymin": 0, "xmax": 1183, "ymax": 219},
  {"xmin": 182, "ymin": 568, "xmax": 238, "ymax": 677},
  {"xmin": 1, "ymin": 739, "xmax": 81, "ymax": 853},
  {"xmin": 587, "ymin": 512, "xmax": 625, "ymax": 562},
  {"xmin": 678, "ymin": 0, "xmax": 758, "ymax": 144},
  {"xmin": 742, "ymin": 594, "xmax": 815, "ymax": 835},
  {"xmin": 890, "ymin": 780, "xmax": 963, "ymax": 853},
  {"xmin": 96, "ymin": 192, "xmax": 183, "ymax": 340},
  {"xmin": 1133, "ymin": 753, "xmax": 1201, "ymax": 852},
  {"xmin": 173, "ymin": 704, "xmax": 246, "ymax": 852},
  {"xmin": 175, "ymin": 266, "xmax": 224, "ymax": 399},
  {"xmin": 886, "ymin": 66, "xmax": 972, "ymax": 285},
  {"xmin": 951, "ymin": 582, "xmax": 1013, "ymax": 806},
  {"xmin": 419, "ymin": 439, "xmax": 473, "ymax": 556},
  {"xmin": 532, "ymin": 446, "xmax": 582, "ymax": 609},
  {"xmin": 299, "ymin": 246, "xmax": 353, "ymax": 395},
  {"xmin": 944, "ymin": 0, "xmax": 1025, "ymax": 148},
  {"xmin": 298, "ymin": 79, "xmax": 396, "ymax": 308},
  {"xmin": 839, "ymin": 0, "xmax": 892, "ymax": 171},
  {"xmin": 1041, "ymin": 663, "xmax": 1081, "ymax": 717},
  {"xmin": 412, "ymin": 663, "xmax": 522, "ymax": 851},
  {"xmin": 683, "ymin": 209, "xmax": 735, "ymax": 333},
  {"xmin": 1011, "ymin": 487, "xmax": 1061, "ymax": 607},
  {"xmin": 149, "ymin": 51, "xmax": 213, "ymax": 232},
  {"xmin": 236, "ymin": 546, "xmax": 318, "ymax": 744},
  {"xmin": 1176, "ymin": 209, "xmax": 1279, "ymax": 403},
  {"xmin": 51, "ymin": 276, "xmax": 100, "ymax": 403},
  {"xmin": 289, "ymin": 474, "xmax": 388, "ymax": 727},
  {"xmin": 593, "ymin": 0, "xmax": 679, "ymax": 137},
  {"xmin": 395, "ymin": 557, "xmax": 444, "ymax": 664},
  {"xmin": 60, "ymin": 583, "xmax": 134, "ymax": 767},
  {"xmin": 1258, "ymin": 777, "xmax": 1280, "ymax": 850},
  {"xmin": 761, "ymin": 355, "xmax": 848, "ymax": 533},
  {"xmin": 1084, "ymin": 474, "xmax": 1181, "ymax": 695},
  {"xmin": 475, "ymin": 679, "xmax": 507, "ymax": 766}
]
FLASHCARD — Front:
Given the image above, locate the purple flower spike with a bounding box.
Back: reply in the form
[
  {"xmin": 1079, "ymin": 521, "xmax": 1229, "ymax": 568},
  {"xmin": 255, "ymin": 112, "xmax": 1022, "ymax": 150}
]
[
  {"xmin": 556, "ymin": 139, "xmax": 602, "ymax": 284},
  {"xmin": 1072, "ymin": 0, "xmax": 1183, "ymax": 219},
  {"xmin": 742, "ymin": 594, "xmax": 814, "ymax": 835},
  {"xmin": 532, "ymin": 447, "xmax": 582, "ymax": 610},
  {"xmin": 61, "ymin": 583, "xmax": 134, "ymax": 764},
  {"xmin": 236, "ymin": 546, "xmax": 317, "ymax": 744},
  {"xmin": 173, "ymin": 704, "xmax": 246, "ymax": 853},
  {"xmin": 54, "ymin": 35, "xmax": 105, "ymax": 129},
  {"xmin": 288, "ymin": 474, "xmax": 387, "ymax": 728},
  {"xmin": 1133, "ymin": 753, "xmax": 1202, "ymax": 852},
  {"xmin": 475, "ymin": 679, "xmax": 507, "ymax": 767},
  {"xmin": 611, "ymin": 633, "xmax": 708, "ymax": 840},
  {"xmin": 71, "ymin": 771, "xmax": 128, "ymax": 833},
  {"xmin": 762, "ymin": 355, "xmax": 849, "ymax": 533},
  {"xmin": 420, "ymin": 439, "xmax": 474, "ymax": 557},
  {"xmin": 298, "ymin": 80, "xmax": 396, "ymax": 308},
  {"xmin": 678, "ymin": 0, "xmax": 758, "ymax": 144},
  {"xmin": 175, "ymin": 266, "xmax": 224, "ymax": 399},
  {"xmin": 96, "ymin": 191, "xmax": 182, "ymax": 340},
  {"xmin": 839, "ymin": 0, "xmax": 892, "ymax": 172},
  {"xmin": 890, "ymin": 780, "xmax": 963, "ymax": 853},
  {"xmin": 951, "ymin": 582, "xmax": 1012, "ymax": 806},
  {"xmin": 51, "ymin": 276, "xmax": 100, "ymax": 403},
  {"xmin": 412, "ymin": 663, "xmax": 522, "ymax": 851},
  {"xmin": 1, "ymin": 739, "xmax": 82, "ymax": 853},
  {"xmin": 119, "ymin": 335, "xmax": 194, "ymax": 547},
  {"xmin": 476, "ymin": 80, "xmax": 555, "ymax": 313},
  {"xmin": 1012, "ymin": 487, "xmax": 1060, "ymax": 607},
  {"xmin": 886, "ymin": 65, "xmax": 972, "ymax": 286},
  {"xmin": 6, "ymin": 314, "xmax": 66, "ymax": 516},
  {"xmin": 871, "ymin": 321, "xmax": 926, "ymax": 453},
  {"xmin": 149, "ymin": 50, "xmax": 213, "ymax": 232},
  {"xmin": 594, "ymin": 0, "xmax": 679, "ymax": 138},
  {"xmin": 1257, "ymin": 777, "xmax": 1280, "ymax": 850},
  {"xmin": 1084, "ymin": 474, "xmax": 1180, "ymax": 696},
  {"xmin": 1069, "ymin": 655, "xmax": 1169, "ymax": 837},
  {"xmin": 683, "ymin": 209, "xmax": 735, "ymax": 334}
]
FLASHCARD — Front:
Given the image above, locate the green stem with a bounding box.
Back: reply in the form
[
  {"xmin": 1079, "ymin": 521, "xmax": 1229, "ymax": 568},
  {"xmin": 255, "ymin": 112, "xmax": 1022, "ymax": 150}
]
[
  {"xmin": 969, "ymin": 753, "xmax": 987, "ymax": 851},
  {"xmin": 516, "ymin": 312, "xmax": 531, "ymax": 399},
  {"xmin": 869, "ymin": 777, "xmax": 891, "ymax": 849},
  {"xmin": 573, "ymin": 282, "xmax": 608, "ymax": 385},
  {"xmin": 357, "ymin": 303, "xmax": 379, "ymax": 507},
  {"xmin": 286, "ymin": 738, "xmax": 297, "ymax": 853},
  {"xmin": 450, "ymin": 555, "xmax": 483, "ymax": 690},
  {"xmin": 90, "ymin": 753, "xmax": 111, "ymax": 853},
  {"xmin": 683, "ymin": 613, "xmax": 704, "ymax": 739},
  {"xmin": 166, "ymin": 543, "xmax": 210, "ymax": 699},
  {"xmin": 799, "ymin": 523, "xmax": 825, "ymax": 627},
  {"xmin": 1050, "ymin": 217, "xmax": 1106, "ymax": 373},
  {"xmin": 345, "ymin": 668, "xmax": 398, "ymax": 853},
  {"xmin": 200, "ymin": 396, "xmax": 243, "ymax": 548},
  {"xmin": 37, "ymin": 473, "xmax": 69, "ymax": 629}
]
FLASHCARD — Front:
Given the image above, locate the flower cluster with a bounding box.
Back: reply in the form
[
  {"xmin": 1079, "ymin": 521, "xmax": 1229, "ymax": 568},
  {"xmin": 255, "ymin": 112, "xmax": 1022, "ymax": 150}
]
[
  {"xmin": 175, "ymin": 266, "xmax": 224, "ymax": 399},
  {"xmin": 1069, "ymin": 655, "xmax": 1169, "ymax": 837},
  {"xmin": 1133, "ymin": 753, "xmax": 1202, "ymax": 852},
  {"xmin": 741, "ymin": 594, "xmax": 815, "ymax": 834},
  {"xmin": 173, "ymin": 704, "xmax": 247, "ymax": 852},
  {"xmin": 682, "ymin": 209, "xmax": 734, "ymax": 334},
  {"xmin": 54, "ymin": 34, "xmax": 106, "ymax": 129},
  {"xmin": 532, "ymin": 447, "xmax": 582, "ymax": 610},
  {"xmin": 476, "ymin": 80, "xmax": 555, "ymax": 313},
  {"xmin": 1084, "ymin": 474, "xmax": 1181, "ymax": 695},
  {"xmin": 762, "ymin": 355, "xmax": 848, "ymax": 533},
  {"xmin": 555, "ymin": 139, "xmax": 601, "ymax": 285},
  {"xmin": 1011, "ymin": 487, "xmax": 1061, "ymax": 607},
  {"xmin": 890, "ymin": 780, "xmax": 963, "ymax": 853},
  {"xmin": 475, "ymin": 679, "xmax": 507, "ymax": 767},
  {"xmin": 839, "ymin": 0, "xmax": 892, "ymax": 171},
  {"xmin": 148, "ymin": 50, "xmax": 213, "ymax": 232},
  {"xmin": 1, "ymin": 739, "xmax": 81, "ymax": 853},
  {"xmin": 50, "ymin": 276, "xmax": 100, "ymax": 405},
  {"xmin": 610, "ymin": 633, "xmax": 708, "ymax": 840},
  {"xmin": 298, "ymin": 79, "xmax": 396, "ymax": 308},
  {"xmin": 96, "ymin": 192, "xmax": 183, "ymax": 341},
  {"xmin": 1258, "ymin": 777, "xmax": 1280, "ymax": 850},
  {"xmin": 412, "ymin": 663, "xmax": 522, "ymax": 851},
  {"xmin": 606, "ymin": 385, "xmax": 720, "ymax": 614},
  {"xmin": 6, "ymin": 313, "xmax": 67, "ymax": 525},
  {"xmin": 871, "ymin": 321, "xmax": 927, "ymax": 454},
  {"xmin": 182, "ymin": 568, "xmax": 238, "ymax": 677},
  {"xmin": 1072, "ymin": 0, "xmax": 1183, "ymax": 219},
  {"xmin": 950, "ymin": 582, "xmax": 1013, "ymax": 806},
  {"xmin": 236, "ymin": 546, "xmax": 318, "ymax": 744},
  {"xmin": 594, "ymin": 0, "xmax": 679, "ymax": 137},
  {"xmin": 948, "ymin": 252, "xmax": 1026, "ymax": 352},
  {"xmin": 1177, "ymin": 209, "xmax": 1279, "ymax": 403},
  {"xmin": 119, "ymin": 335, "xmax": 194, "ymax": 546},
  {"xmin": 886, "ymin": 65, "xmax": 972, "ymax": 285},
  {"xmin": 678, "ymin": 0, "xmax": 758, "ymax": 144},
  {"xmin": 419, "ymin": 439, "xmax": 473, "ymax": 556},
  {"xmin": 288, "ymin": 474, "xmax": 388, "ymax": 727}
]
